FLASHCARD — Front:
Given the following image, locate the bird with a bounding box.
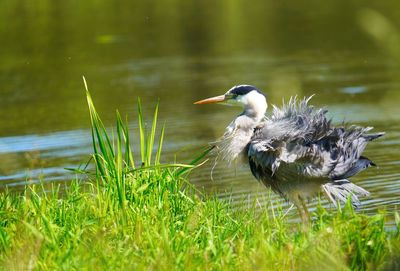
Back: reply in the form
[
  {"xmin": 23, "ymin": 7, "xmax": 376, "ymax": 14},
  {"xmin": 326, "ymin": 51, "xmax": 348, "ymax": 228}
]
[{"xmin": 194, "ymin": 85, "xmax": 384, "ymax": 223}]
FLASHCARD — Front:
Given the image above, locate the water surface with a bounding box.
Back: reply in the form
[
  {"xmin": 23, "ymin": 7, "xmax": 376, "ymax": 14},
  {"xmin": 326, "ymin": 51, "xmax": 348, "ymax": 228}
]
[{"xmin": 0, "ymin": 0, "xmax": 399, "ymax": 219}]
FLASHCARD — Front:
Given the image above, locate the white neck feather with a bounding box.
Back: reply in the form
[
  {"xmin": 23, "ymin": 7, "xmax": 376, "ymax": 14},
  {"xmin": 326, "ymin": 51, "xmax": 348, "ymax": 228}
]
[
  {"xmin": 237, "ymin": 90, "xmax": 267, "ymax": 122},
  {"xmin": 217, "ymin": 91, "xmax": 267, "ymax": 164}
]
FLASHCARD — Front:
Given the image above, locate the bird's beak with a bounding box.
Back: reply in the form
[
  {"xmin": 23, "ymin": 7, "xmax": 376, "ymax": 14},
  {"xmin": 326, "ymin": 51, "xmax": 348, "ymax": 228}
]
[{"xmin": 193, "ymin": 95, "xmax": 226, "ymax": 105}]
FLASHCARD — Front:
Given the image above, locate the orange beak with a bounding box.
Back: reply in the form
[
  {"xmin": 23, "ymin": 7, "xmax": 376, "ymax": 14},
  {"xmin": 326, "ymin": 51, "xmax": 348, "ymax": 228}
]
[{"xmin": 194, "ymin": 95, "xmax": 226, "ymax": 105}]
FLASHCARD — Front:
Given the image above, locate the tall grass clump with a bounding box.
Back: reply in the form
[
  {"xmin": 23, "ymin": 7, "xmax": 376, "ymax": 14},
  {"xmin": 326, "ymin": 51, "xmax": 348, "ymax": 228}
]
[
  {"xmin": 84, "ymin": 77, "xmax": 203, "ymax": 223},
  {"xmin": 0, "ymin": 80, "xmax": 399, "ymax": 270}
]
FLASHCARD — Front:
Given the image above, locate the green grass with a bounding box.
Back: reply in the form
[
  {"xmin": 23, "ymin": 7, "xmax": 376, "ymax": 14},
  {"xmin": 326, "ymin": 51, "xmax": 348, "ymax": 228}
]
[{"xmin": 0, "ymin": 81, "xmax": 399, "ymax": 270}]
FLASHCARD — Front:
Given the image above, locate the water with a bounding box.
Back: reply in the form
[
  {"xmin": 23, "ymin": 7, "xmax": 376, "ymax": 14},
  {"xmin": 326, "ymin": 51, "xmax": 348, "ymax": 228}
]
[{"xmin": 0, "ymin": 1, "xmax": 399, "ymax": 218}]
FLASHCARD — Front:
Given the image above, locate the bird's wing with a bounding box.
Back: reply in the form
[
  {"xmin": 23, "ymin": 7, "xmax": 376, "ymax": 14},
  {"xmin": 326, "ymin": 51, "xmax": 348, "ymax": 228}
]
[
  {"xmin": 248, "ymin": 130, "xmax": 337, "ymax": 178},
  {"xmin": 248, "ymin": 96, "xmax": 384, "ymax": 179}
]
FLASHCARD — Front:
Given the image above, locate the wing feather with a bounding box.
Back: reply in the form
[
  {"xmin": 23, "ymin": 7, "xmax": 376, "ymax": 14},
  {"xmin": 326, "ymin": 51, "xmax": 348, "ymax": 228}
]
[{"xmin": 248, "ymin": 96, "xmax": 383, "ymax": 180}]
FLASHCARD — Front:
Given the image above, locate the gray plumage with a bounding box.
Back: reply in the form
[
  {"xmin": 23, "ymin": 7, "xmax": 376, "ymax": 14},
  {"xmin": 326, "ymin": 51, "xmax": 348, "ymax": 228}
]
[
  {"xmin": 247, "ymin": 96, "xmax": 382, "ymax": 208},
  {"xmin": 195, "ymin": 85, "xmax": 384, "ymax": 221}
]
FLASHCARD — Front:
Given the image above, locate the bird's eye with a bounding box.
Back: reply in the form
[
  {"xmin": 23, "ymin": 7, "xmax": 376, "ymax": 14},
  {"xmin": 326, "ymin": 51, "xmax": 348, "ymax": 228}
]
[{"xmin": 231, "ymin": 94, "xmax": 238, "ymax": 99}]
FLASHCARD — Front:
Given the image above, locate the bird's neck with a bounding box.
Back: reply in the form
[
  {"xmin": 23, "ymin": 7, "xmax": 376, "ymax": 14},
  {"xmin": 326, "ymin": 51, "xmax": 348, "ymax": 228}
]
[
  {"xmin": 243, "ymin": 101, "xmax": 267, "ymax": 123},
  {"xmin": 220, "ymin": 113, "xmax": 263, "ymax": 165},
  {"xmin": 216, "ymin": 96, "xmax": 267, "ymax": 164}
]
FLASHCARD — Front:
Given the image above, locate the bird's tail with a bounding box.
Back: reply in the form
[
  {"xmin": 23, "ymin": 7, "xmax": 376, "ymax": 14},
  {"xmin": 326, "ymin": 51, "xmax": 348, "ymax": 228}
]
[{"xmin": 322, "ymin": 179, "xmax": 370, "ymax": 208}]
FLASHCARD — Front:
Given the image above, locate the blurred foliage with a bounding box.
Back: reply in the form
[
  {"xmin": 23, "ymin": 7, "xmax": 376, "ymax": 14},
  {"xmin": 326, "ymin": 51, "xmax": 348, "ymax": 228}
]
[{"xmin": 358, "ymin": 8, "xmax": 400, "ymax": 62}]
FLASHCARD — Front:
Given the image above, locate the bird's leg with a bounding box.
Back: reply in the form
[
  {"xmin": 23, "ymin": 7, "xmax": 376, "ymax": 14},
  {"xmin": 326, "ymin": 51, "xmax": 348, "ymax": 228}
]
[
  {"xmin": 292, "ymin": 195, "xmax": 310, "ymax": 227},
  {"xmin": 300, "ymin": 197, "xmax": 310, "ymax": 222},
  {"xmin": 299, "ymin": 199, "xmax": 312, "ymax": 233}
]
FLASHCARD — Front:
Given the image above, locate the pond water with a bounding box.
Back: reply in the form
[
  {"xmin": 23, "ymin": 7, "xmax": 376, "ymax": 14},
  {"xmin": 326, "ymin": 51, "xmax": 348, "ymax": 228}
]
[{"xmin": 0, "ymin": 1, "xmax": 399, "ymax": 218}]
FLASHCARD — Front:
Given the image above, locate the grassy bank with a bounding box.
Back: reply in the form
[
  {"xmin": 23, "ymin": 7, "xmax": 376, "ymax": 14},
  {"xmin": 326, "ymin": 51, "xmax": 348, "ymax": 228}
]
[{"xmin": 0, "ymin": 86, "xmax": 399, "ymax": 270}]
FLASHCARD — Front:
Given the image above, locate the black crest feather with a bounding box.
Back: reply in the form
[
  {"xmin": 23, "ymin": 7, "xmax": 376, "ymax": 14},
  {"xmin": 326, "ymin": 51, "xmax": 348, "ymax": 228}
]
[{"xmin": 228, "ymin": 85, "xmax": 265, "ymax": 96}]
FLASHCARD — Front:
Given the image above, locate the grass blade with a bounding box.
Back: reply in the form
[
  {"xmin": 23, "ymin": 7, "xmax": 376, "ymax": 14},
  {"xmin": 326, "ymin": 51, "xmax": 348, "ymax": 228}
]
[
  {"xmin": 155, "ymin": 122, "xmax": 165, "ymax": 165},
  {"xmin": 147, "ymin": 100, "xmax": 159, "ymax": 166},
  {"xmin": 176, "ymin": 146, "xmax": 214, "ymax": 176},
  {"xmin": 137, "ymin": 98, "xmax": 146, "ymax": 166}
]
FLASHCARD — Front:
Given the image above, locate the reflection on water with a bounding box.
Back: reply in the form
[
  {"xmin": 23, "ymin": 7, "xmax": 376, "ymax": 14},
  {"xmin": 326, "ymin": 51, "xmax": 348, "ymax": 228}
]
[{"xmin": 0, "ymin": 0, "xmax": 399, "ymax": 219}]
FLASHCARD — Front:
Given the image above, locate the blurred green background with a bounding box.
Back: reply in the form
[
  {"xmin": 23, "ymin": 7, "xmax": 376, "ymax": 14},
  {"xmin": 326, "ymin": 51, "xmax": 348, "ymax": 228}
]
[{"xmin": 0, "ymin": 0, "xmax": 399, "ymax": 215}]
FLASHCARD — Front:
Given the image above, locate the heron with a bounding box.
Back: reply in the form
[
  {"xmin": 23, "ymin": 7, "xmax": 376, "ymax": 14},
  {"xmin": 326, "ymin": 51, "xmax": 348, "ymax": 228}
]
[{"xmin": 194, "ymin": 85, "xmax": 384, "ymax": 223}]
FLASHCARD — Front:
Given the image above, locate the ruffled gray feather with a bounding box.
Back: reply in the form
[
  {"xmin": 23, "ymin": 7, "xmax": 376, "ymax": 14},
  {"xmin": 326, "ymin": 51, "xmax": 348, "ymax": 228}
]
[{"xmin": 247, "ymin": 96, "xmax": 383, "ymax": 206}]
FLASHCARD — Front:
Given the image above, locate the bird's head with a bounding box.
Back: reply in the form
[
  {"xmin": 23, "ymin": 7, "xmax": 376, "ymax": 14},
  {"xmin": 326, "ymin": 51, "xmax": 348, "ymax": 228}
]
[{"xmin": 194, "ymin": 85, "xmax": 267, "ymax": 121}]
